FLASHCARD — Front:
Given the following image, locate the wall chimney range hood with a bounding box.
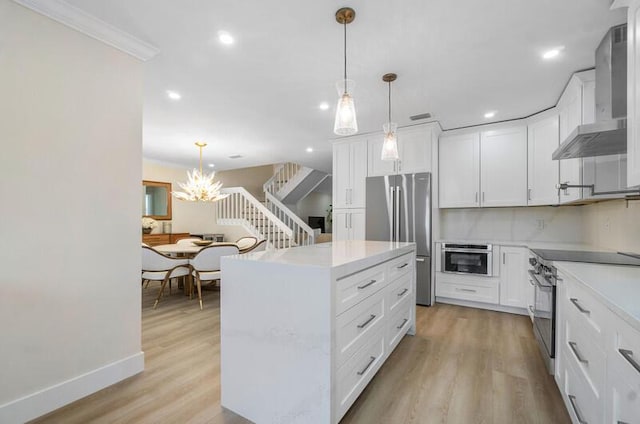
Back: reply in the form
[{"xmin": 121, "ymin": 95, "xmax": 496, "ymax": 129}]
[{"xmin": 553, "ymin": 24, "xmax": 628, "ymax": 160}]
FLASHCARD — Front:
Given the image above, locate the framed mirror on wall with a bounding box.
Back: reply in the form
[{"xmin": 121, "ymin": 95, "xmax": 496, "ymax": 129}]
[{"xmin": 142, "ymin": 180, "xmax": 172, "ymax": 220}]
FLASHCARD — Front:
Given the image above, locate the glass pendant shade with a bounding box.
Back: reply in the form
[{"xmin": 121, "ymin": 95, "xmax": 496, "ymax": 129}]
[
  {"xmin": 381, "ymin": 122, "xmax": 399, "ymax": 161},
  {"xmin": 334, "ymin": 79, "xmax": 358, "ymax": 136}
]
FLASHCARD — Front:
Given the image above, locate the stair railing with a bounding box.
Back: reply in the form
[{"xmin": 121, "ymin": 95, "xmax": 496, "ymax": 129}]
[
  {"xmin": 264, "ymin": 191, "xmax": 315, "ymax": 246},
  {"xmin": 263, "ymin": 162, "xmax": 301, "ymax": 196},
  {"xmin": 217, "ymin": 187, "xmax": 293, "ymax": 249}
]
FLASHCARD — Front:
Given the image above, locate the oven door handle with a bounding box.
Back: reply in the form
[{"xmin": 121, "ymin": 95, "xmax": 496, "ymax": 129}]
[{"xmin": 443, "ymin": 248, "xmax": 490, "ymax": 254}]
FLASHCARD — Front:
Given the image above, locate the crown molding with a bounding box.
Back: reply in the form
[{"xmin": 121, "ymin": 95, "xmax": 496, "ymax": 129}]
[{"xmin": 12, "ymin": 0, "xmax": 159, "ymax": 61}]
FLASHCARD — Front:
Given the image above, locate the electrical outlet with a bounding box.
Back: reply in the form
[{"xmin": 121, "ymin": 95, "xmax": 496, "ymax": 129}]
[
  {"xmin": 536, "ymin": 219, "xmax": 545, "ymax": 230},
  {"xmin": 604, "ymin": 217, "xmax": 610, "ymax": 232}
]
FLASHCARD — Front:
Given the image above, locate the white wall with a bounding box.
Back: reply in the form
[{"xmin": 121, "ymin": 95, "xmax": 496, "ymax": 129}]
[
  {"xmin": 440, "ymin": 206, "xmax": 586, "ymax": 243},
  {"xmin": 582, "ymin": 199, "xmax": 640, "ymax": 252},
  {"xmin": 0, "ymin": 2, "xmax": 143, "ymax": 422}
]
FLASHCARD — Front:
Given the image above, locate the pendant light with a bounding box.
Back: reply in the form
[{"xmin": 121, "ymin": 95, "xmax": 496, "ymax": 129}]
[
  {"xmin": 172, "ymin": 142, "xmax": 229, "ymax": 202},
  {"xmin": 381, "ymin": 73, "xmax": 399, "ymax": 161},
  {"xmin": 333, "ymin": 7, "xmax": 358, "ymax": 136}
]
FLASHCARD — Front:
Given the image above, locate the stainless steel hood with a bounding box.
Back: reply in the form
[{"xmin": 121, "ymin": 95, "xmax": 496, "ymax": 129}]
[{"xmin": 553, "ymin": 24, "xmax": 627, "ymax": 160}]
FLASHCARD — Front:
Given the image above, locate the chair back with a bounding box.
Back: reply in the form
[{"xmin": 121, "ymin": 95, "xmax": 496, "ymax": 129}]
[
  {"xmin": 190, "ymin": 244, "xmax": 240, "ymax": 272},
  {"xmin": 176, "ymin": 237, "xmax": 203, "ymax": 245},
  {"xmin": 142, "ymin": 245, "xmax": 188, "ymax": 271},
  {"xmin": 242, "ymin": 239, "xmax": 267, "ymax": 253},
  {"xmin": 235, "ymin": 236, "xmax": 258, "ymax": 251}
]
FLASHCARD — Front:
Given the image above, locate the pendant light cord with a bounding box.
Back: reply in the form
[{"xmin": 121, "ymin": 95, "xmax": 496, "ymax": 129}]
[
  {"xmin": 388, "ymin": 81, "xmax": 392, "ymax": 123},
  {"xmin": 343, "ymin": 22, "xmax": 348, "ymax": 93},
  {"xmin": 199, "ymin": 145, "xmax": 203, "ymax": 174}
]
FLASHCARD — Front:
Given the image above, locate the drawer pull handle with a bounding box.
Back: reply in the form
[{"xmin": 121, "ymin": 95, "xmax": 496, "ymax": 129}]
[
  {"xmin": 570, "ymin": 298, "xmax": 590, "ymax": 315},
  {"xmin": 396, "ymin": 318, "xmax": 409, "ymax": 329},
  {"xmin": 357, "ymin": 280, "xmax": 377, "ymax": 290},
  {"xmin": 397, "ymin": 288, "xmax": 409, "ymax": 297},
  {"xmin": 619, "ymin": 348, "xmax": 640, "ymax": 375},
  {"xmin": 357, "ymin": 314, "xmax": 376, "ymax": 329},
  {"xmin": 568, "ymin": 341, "xmax": 589, "ymax": 364},
  {"xmin": 457, "ymin": 288, "xmax": 477, "ymax": 293},
  {"xmin": 568, "ymin": 395, "xmax": 588, "ymax": 424},
  {"xmin": 357, "ymin": 356, "xmax": 376, "ymax": 376},
  {"xmin": 396, "ymin": 263, "xmax": 409, "ymax": 269}
]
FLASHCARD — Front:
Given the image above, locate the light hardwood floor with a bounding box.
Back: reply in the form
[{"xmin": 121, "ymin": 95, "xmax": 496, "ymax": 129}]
[{"xmin": 32, "ymin": 285, "xmax": 570, "ymax": 424}]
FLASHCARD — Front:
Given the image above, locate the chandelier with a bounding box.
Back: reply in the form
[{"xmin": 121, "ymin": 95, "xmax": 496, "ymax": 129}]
[
  {"xmin": 381, "ymin": 73, "xmax": 399, "ymax": 161},
  {"xmin": 333, "ymin": 7, "xmax": 358, "ymax": 136},
  {"xmin": 172, "ymin": 142, "xmax": 229, "ymax": 202}
]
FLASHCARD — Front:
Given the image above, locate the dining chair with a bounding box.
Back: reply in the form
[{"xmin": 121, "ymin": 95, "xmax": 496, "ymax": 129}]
[
  {"xmin": 141, "ymin": 245, "xmax": 191, "ymax": 309},
  {"xmin": 189, "ymin": 244, "xmax": 240, "ymax": 310},
  {"xmin": 241, "ymin": 239, "xmax": 267, "ymax": 253},
  {"xmin": 235, "ymin": 236, "xmax": 258, "ymax": 252}
]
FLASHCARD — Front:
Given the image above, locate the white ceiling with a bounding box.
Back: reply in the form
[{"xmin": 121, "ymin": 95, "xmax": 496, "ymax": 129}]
[{"xmin": 65, "ymin": 0, "xmax": 625, "ymax": 173}]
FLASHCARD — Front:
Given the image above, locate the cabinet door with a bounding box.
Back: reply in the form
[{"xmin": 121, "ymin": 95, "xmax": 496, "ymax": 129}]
[
  {"xmin": 350, "ymin": 141, "xmax": 368, "ymax": 208},
  {"xmin": 480, "ymin": 126, "xmax": 528, "ymax": 207},
  {"xmin": 439, "ymin": 132, "xmax": 480, "ymax": 208},
  {"xmin": 368, "ymin": 137, "xmax": 396, "ymax": 177},
  {"xmin": 628, "ymin": 1, "xmax": 640, "ymax": 187},
  {"xmin": 528, "ymin": 115, "xmax": 560, "ymax": 206},
  {"xmin": 350, "ymin": 209, "xmax": 366, "ymax": 240},
  {"xmin": 583, "ymin": 154, "xmax": 628, "ymax": 200},
  {"xmin": 558, "ymin": 76, "xmax": 584, "ymax": 203},
  {"xmin": 333, "ymin": 143, "xmax": 352, "ymax": 209},
  {"xmin": 398, "ymin": 127, "xmax": 432, "ymax": 174},
  {"xmin": 499, "ymin": 246, "xmax": 528, "ymax": 309},
  {"xmin": 333, "ymin": 209, "xmax": 350, "ymax": 241}
]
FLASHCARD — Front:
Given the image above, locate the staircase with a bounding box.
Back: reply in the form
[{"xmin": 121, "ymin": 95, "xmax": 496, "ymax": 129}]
[{"xmin": 216, "ymin": 162, "xmax": 326, "ymax": 249}]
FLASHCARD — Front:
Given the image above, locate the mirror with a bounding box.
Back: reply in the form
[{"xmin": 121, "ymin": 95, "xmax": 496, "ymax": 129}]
[{"xmin": 142, "ymin": 180, "xmax": 172, "ymax": 220}]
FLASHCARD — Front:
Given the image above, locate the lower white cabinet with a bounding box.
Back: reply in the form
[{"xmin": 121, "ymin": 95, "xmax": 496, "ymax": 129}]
[
  {"xmin": 333, "ymin": 208, "xmax": 365, "ymax": 241},
  {"xmin": 498, "ymin": 246, "xmax": 528, "ymax": 308}
]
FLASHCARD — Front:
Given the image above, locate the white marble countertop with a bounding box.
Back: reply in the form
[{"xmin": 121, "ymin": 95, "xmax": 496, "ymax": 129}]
[
  {"xmin": 555, "ymin": 261, "xmax": 640, "ymax": 332},
  {"xmin": 227, "ymin": 240, "xmax": 415, "ymax": 274}
]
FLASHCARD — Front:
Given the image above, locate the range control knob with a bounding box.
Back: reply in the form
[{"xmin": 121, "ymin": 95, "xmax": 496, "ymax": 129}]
[{"xmin": 528, "ymin": 257, "xmax": 537, "ymax": 267}]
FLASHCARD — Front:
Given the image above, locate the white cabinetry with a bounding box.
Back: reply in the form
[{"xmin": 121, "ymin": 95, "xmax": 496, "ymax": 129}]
[
  {"xmin": 498, "ymin": 246, "xmax": 528, "ymax": 308},
  {"xmin": 628, "ymin": 0, "xmax": 640, "ymax": 187},
  {"xmin": 527, "ymin": 114, "xmax": 560, "ymax": 205},
  {"xmin": 368, "ymin": 124, "xmax": 437, "ymax": 177},
  {"xmin": 480, "ymin": 126, "xmax": 528, "ymax": 207},
  {"xmin": 333, "ymin": 138, "xmax": 367, "ymax": 209},
  {"xmin": 439, "ymin": 125, "xmax": 527, "ymax": 208},
  {"xmin": 333, "ymin": 209, "xmax": 365, "ymax": 241},
  {"xmin": 439, "ymin": 132, "xmax": 480, "ymax": 208}
]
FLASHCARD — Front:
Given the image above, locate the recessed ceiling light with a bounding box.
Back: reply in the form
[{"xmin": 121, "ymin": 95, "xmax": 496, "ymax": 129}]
[
  {"xmin": 166, "ymin": 90, "xmax": 181, "ymax": 100},
  {"xmin": 319, "ymin": 102, "xmax": 330, "ymax": 111},
  {"xmin": 542, "ymin": 47, "xmax": 564, "ymax": 60},
  {"xmin": 208, "ymin": 163, "xmax": 215, "ymax": 168},
  {"xmin": 484, "ymin": 111, "xmax": 496, "ymax": 119},
  {"xmin": 306, "ymin": 147, "xmax": 313, "ymax": 153},
  {"xmin": 218, "ymin": 31, "xmax": 234, "ymax": 45}
]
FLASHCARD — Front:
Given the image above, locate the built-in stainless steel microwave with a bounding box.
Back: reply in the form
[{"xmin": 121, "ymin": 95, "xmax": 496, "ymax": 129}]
[{"xmin": 441, "ymin": 243, "xmax": 493, "ymax": 276}]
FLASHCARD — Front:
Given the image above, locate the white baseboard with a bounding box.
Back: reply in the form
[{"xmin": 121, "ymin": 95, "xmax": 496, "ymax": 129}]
[
  {"xmin": 436, "ymin": 297, "xmax": 529, "ymax": 316},
  {"xmin": 0, "ymin": 351, "xmax": 144, "ymax": 424}
]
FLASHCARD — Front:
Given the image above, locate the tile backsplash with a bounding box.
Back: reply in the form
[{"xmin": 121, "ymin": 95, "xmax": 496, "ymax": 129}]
[
  {"xmin": 440, "ymin": 206, "xmax": 586, "ymax": 243},
  {"xmin": 582, "ymin": 199, "xmax": 640, "ymax": 253}
]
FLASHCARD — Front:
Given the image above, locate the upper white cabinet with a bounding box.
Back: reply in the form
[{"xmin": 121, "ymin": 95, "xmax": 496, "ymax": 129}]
[
  {"xmin": 527, "ymin": 114, "xmax": 560, "ymax": 205},
  {"xmin": 439, "ymin": 132, "xmax": 480, "ymax": 208},
  {"xmin": 628, "ymin": 0, "xmax": 640, "ymax": 187},
  {"xmin": 557, "ymin": 71, "xmax": 595, "ymax": 203},
  {"xmin": 333, "ymin": 137, "xmax": 367, "ymax": 209},
  {"xmin": 480, "ymin": 126, "xmax": 528, "ymax": 207},
  {"xmin": 368, "ymin": 124, "xmax": 437, "ymax": 177},
  {"xmin": 439, "ymin": 124, "xmax": 527, "ymax": 208}
]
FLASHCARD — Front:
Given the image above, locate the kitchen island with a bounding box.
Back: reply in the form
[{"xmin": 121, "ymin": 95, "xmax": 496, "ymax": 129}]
[{"xmin": 220, "ymin": 240, "xmax": 417, "ymax": 424}]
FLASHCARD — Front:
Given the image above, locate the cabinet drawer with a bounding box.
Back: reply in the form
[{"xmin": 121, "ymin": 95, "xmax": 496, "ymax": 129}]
[
  {"xmin": 335, "ymin": 329, "xmax": 385, "ymax": 422},
  {"xmin": 336, "ymin": 264, "xmax": 387, "ymax": 315},
  {"xmin": 608, "ymin": 314, "xmax": 640, "ymax": 389},
  {"xmin": 387, "ymin": 300, "xmax": 412, "ymax": 352},
  {"xmin": 563, "ymin": 309, "xmax": 606, "ymax": 399},
  {"xmin": 386, "ymin": 253, "xmax": 414, "ymax": 282},
  {"xmin": 387, "ymin": 273, "xmax": 412, "ymax": 315},
  {"xmin": 561, "ymin": 349, "xmax": 604, "ymax": 424},
  {"xmin": 335, "ymin": 291, "xmax": 386, "ymax": 368},
  {"xmin": 436, "ymin": 280, "xmax": 499, "ymax": 304},
  {"xmin": 564, "ymin": 278, "xmax": 609, "ymax": 346}
]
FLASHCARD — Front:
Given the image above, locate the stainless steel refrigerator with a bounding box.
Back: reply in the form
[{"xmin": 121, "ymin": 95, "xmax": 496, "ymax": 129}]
[{"xmin": 365, "ymin": 173, "xmax": 432, "ymax": 306}]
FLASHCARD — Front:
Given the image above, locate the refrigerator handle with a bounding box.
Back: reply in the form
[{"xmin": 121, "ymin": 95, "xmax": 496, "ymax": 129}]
[
  {"xmin": 396, "ymin": 187, "xmax": 401, "ymax": 242},
  {"xmin": 390, "ymin": 186, "xmax": 396, "ymax": 241}
]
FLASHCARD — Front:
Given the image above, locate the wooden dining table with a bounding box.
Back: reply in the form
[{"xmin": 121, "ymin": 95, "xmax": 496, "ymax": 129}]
[{"xmin": 154, "ymin": 242, "xmax": 234, "ymax": 257}]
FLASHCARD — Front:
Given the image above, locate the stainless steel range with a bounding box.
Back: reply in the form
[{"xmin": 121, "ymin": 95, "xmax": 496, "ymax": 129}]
[{"xmin": 528, "ymin": 248, "xmax": 640, "ymax": 374}]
